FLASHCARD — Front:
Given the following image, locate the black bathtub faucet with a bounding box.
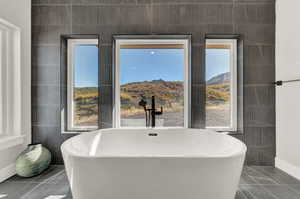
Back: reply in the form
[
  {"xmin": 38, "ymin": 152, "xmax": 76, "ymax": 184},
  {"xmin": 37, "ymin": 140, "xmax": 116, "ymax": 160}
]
[{"xmin": 138, "ymin": 96, "xmax": 163, "ymax": 128}]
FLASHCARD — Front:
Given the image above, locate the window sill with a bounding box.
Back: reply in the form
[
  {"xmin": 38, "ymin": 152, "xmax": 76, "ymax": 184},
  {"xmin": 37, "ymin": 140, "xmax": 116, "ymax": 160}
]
[{"xmin": 0, "ymin": 135, "xmax": 26, "ymax": 151}]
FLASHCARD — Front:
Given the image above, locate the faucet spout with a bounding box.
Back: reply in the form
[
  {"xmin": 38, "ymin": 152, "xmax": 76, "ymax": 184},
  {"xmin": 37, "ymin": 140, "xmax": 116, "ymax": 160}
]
[
  {"xmin": 151, "ymin": 96, "xmax": 155, "ymax": 128},
  {"xmin": 138, "ymin": 96, "xmax": 163, "ymax": 128},
  {"xmin": 151, "ymin": 96, "xmax": 163, "ymax": 128}
]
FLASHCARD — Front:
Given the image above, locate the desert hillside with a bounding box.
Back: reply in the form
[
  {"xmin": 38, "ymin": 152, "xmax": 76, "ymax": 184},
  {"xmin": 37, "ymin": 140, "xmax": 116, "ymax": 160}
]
[
  {"xmin": 120, "ymin": 80, "xmax": 184, "ymax": 110},
  {"xmin": 74, "ymin": 72, "xmax": 230, "ymax": 111},
  {"xmin": 73, "ymin": 73, "xmax": 230, "ymax": 126}
]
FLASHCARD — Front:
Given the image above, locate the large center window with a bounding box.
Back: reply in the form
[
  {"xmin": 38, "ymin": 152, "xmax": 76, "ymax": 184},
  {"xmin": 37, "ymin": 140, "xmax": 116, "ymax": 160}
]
[{"xmin": 114, "ymin": 38, "xmax": 190, "ymax": 128}]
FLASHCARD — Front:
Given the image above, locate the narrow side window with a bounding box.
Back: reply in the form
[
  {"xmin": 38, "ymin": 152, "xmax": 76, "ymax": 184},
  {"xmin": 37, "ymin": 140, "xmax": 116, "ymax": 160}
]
[
  {"xmin": 67, "ymin": 39, "xmax": 99, "ymax": 131},
  {"xmin": 205, "ymin": 39, "xmax": 238, "ymax": 131}
]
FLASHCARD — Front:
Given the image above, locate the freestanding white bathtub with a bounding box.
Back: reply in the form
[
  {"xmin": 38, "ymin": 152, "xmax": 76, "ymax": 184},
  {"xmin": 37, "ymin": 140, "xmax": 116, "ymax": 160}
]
[{"xmin": 61, "ymin": 128, "xmax": 246, "ymax": 199}]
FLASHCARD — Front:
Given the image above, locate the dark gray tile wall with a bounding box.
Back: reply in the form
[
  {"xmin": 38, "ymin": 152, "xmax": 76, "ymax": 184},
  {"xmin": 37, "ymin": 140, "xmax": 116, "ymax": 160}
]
[{"xmin": 32, "ymin": 0, "xmax": 276, "ymax": 165}]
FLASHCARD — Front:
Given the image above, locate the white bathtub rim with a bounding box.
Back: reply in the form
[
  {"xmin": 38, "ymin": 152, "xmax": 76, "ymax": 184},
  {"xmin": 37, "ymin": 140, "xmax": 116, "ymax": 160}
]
[{"xmin": 61, "ymin": 128, "xmax": 247, "ymax": 159}]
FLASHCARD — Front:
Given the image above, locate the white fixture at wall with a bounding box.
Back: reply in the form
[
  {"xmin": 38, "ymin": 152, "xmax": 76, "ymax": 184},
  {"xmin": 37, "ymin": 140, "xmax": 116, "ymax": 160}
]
[
  {"xmin": 0, "ymin": 0, "xmax": 31, "ymax": 183},
  {"xmin": 276, "ymin": 0, "xmax": 300, "ymax": 180},
  {"xmin": 0, "ymin": 18, "xmax": 26, "ymax": 183},
  {"xmin": 0, "ymin": 18, "xmax": 25, "ymax": 147}
]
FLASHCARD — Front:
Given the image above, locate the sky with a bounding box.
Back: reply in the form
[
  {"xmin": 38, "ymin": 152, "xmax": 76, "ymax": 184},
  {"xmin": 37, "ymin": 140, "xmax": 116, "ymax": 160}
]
[
  {"xmin": 205, "ymin": 49, "xmax": 230, "ymax": 80},
  {"xmin": 120, "ymin": 49, "xmax": 184, "ymax": 85},
  {"xmin": 74, "ymin": 45, "xmax": 99, "ymax": 88},
  {"xmin": 74, "ymin": 46, "xmax": 230, "ymax": 87}
]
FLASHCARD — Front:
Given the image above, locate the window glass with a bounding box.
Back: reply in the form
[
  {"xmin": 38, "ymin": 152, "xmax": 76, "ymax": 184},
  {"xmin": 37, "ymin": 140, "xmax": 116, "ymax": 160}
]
[
  {"xmin": 119, "ymin": 45, "xmax": 185, "ymax": 127},
  {"xmin": 205, "ymin": 40, "xmax": 237, "ymax": 130},
  {"xmin": 70, "ymin": 42, "xmax": 99, "ymax": 129}
]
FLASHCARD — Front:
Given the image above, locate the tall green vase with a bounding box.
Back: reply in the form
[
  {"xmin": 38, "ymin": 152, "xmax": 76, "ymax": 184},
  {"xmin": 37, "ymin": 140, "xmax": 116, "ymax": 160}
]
[{"xmin": 16, "ymin": 144, "xmax": 52, "ymax": 178}]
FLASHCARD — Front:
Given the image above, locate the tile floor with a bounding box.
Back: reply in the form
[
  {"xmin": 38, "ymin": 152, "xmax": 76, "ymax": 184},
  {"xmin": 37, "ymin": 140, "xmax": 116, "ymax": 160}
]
[{"xmin": 0, "ymin": 165, "xmax": 300, "ymax": 199}]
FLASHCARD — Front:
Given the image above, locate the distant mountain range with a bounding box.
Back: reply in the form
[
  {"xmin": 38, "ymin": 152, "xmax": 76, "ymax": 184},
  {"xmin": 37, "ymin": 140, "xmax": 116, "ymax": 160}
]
[
  {"xmin": 207, "ymin": 72, "xmax": 230, "ymax": 85},
  {"xmin": 74, "ymin": 73, "xmax": 230, "ymax": 106}
]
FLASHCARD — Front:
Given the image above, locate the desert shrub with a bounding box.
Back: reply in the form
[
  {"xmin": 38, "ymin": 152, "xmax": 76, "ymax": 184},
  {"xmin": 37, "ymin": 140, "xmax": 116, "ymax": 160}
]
[{"xmin": 206, "ymin": 87, "xmax": 229, "ymax": 102}]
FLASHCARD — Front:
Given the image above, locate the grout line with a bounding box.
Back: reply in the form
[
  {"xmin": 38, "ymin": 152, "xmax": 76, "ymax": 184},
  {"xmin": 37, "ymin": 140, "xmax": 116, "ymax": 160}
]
[
  {"xmin": 151, "ymin": 2, "xmax": 273, "ymax": 6},
  {"xmin": 65, "ymin": 23, "xmax": 273, "ymax": 25},
  {"xmin": 149, "ymin": 0, "xmax": 153, "ymax": 33},
  {"xmin": 31, "ymin": 43, "xmax": 62, "ymax": 46},
  {"xmin": 31, "ymin": 1, "xmax": 274, "ymax": 6},
  {"xmin": 31, "ymin": 124, "xmax": 61, "ymax": 127},
  {"xmin": 243, "ymin": 84, "xmax": 276, "ymax": 87},
  {"xmin": 32, "ymin": 4, "xmax": 71, "ymax": 6},
  {"xmin": 232, "ymin": 0, "xmax": 235, "ymax": 33},
  {"xmin": 70, "ymin": 2, "xmax": 73, "ymax": 34},
  {"xmin": 240, "ymin": 184, "xmax": 289, "ymax": 186},
  {"xmin": 32, "ymin": 63, "xmax": 60, "ymax": 67}
]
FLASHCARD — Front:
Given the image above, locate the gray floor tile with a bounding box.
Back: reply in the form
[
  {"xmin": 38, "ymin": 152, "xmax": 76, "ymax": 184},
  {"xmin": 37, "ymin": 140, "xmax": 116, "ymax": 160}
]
[
  {"xmin": 244, "ymin": 167, "xmax": 278, "ymax": 185},
  {"xmin": 43, "ymin": 170, "xmax": 69, "ymax": 185},
  {"xmin": 262, "ymin": 185, "xmax": 300, "ymax": 199},
  {"xmin": 1, "ymin": 166, "xmax": 300, "ymax": 199},
  {"xmin": 0, "ymin": 181, "xmax": 40, "ymax": 199},
  {"xmin": 235, "ymin": 189, "xmax": 250, "ymax": 199},
  {"xmin": 240, "ymin": 168, "xmax": 259, "ymax": 185},
  {"xmin": 240, "ymin": 185, "xmax": 277, "ymax": 199},
  {"xmin": 21, "ymin": 183, "xmax": 72, "ymax": 199},
  {"xmin": 252, "ymin": 166, "xmax": 300, "ymax": 185},
  {"xmin": 8, "ymin": 165, "xmax": 65, "ymax": 184},
  {"xmin": 288, "ymin": 184, "xmax": 300, "ymax": 194}
]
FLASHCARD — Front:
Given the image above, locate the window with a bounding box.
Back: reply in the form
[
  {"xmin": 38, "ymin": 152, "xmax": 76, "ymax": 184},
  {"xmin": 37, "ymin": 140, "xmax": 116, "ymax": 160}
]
[
  {"xmin": 205, "ymin": 39, "xmax": 237, "ymax": 131},
  {"xmin": 67, "ymin": 39, "xmax": 99, "ymax": 131},
  {"xmin": 114, "ymin": 38, "xmax": 190, "ymax": 128}
]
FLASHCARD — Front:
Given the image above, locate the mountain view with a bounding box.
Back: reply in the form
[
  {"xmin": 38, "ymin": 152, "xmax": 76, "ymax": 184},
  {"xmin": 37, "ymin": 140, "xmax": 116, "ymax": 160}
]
[
  {"xmin": 206, "ymin": 72, "xmax": 231, "ymax": 127},
  {"xmin": 72, "ymin": 45, "xmax": 232, "ymax": 127},
  {"xmin": 207, "ymin": 72, "xmax": 230, "ymax": 85},
  {"xmin": 206, "ymin": 72, "xmax": 230, "ymax": 104},
  {"xmin": 73, "ymin": 72, "xmax": 230, "ymax": 126},
  {"xmin": 121, "ymin": 72, "xmax": 230, "ymax": 113},
  {"xmin": 120, "ymin": 80, "xmax": 184, "ymax": 116}
]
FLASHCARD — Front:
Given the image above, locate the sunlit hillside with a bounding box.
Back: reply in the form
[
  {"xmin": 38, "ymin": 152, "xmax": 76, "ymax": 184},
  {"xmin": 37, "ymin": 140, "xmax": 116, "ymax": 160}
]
[{"xmin": 72, "ymin": 73, "xmax": 230, "ymax": 126}]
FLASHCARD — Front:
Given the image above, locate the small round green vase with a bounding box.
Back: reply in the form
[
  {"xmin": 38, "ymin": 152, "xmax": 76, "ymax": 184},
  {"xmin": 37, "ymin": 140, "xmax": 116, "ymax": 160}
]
[{"xmin": 16, "ymin": 144, "xmax": 52, "ymax": 178}]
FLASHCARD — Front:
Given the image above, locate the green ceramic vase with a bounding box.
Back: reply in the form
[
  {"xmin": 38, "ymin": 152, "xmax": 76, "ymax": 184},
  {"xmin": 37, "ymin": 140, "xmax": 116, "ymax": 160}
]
[{"xmin": 16, "ymin": 144, "xmax": 52, "ymax": 178}]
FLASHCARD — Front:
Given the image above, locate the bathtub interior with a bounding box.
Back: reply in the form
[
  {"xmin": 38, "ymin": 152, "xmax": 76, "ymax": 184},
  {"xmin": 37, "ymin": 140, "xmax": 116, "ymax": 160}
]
[{"xmin": 62, "ymin": 128, "xmax": 246, "ymax": 158}]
